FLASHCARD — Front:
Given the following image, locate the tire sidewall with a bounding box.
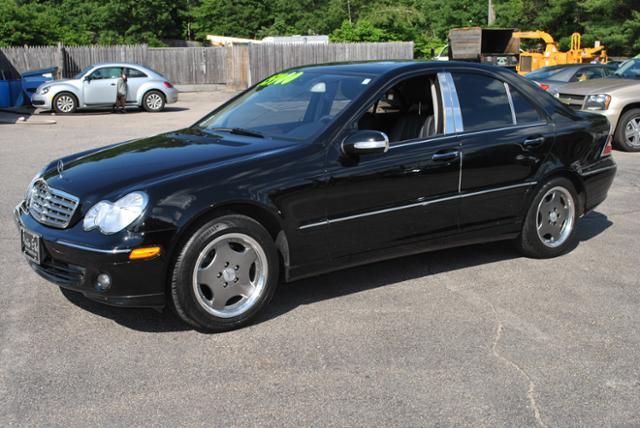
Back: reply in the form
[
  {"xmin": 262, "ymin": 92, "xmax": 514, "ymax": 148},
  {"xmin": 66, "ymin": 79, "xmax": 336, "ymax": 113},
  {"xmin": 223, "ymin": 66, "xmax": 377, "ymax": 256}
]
[
  {"xmin": 518, "ymin": 177, "xmax": 579, "ymax": 258},
  {"xmin": 143, "ymin": 90, "xmax": 165, "ymax": 112},
  {"xmin": 52, "ymin": 92, "xmax": 77, "ymax": 114},
  {"xmin": 171, "ymin": 215, "xmax": 279, "ymax": 332},
  {"xmin": 614, "ymin": 108, "xmax": 640, "ymax": 152}
]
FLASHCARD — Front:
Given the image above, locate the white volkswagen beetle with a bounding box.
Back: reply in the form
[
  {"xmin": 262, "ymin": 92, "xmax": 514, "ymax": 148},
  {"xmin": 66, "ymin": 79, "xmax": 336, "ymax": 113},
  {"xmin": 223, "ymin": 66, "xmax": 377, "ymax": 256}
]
[{"xmin": 31, "ymin": 62, "xmax": 179, "ymax": 113}]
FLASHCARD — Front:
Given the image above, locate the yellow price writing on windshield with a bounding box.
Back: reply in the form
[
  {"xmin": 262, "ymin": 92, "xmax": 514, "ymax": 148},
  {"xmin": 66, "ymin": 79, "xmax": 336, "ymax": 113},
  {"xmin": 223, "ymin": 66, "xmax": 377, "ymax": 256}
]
[{"xmin": 257, "ymin": 72, "xmax": 303, "ymax": 87}]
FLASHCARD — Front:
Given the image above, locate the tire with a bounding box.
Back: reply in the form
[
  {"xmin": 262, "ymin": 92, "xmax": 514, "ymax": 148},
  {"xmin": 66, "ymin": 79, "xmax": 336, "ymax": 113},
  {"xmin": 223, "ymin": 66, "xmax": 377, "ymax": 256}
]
[
  {"xmin": 614, "ymin": 108, "xmax": 640, "ymax": 152},
  {"xmin": 516, "ymin": 177, "xmax": 578, "ymax": 258},
  {"xmin": 170, "ymin": 215, "xmax": 279, "ymax": 332},
  {"xmin": 52, "ymin": 92, "xmax": 78, "ymax": 114},
  {"xmin": 142, "ymin": 90, "xmax": 165, "ymax": 112}
]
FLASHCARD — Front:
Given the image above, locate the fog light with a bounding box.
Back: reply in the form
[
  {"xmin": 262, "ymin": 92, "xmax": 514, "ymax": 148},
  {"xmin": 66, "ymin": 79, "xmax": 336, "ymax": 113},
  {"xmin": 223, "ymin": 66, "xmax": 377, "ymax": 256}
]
[{"xmin": 96, "ymin": 273, "xmax": 112, "ymax": 291}]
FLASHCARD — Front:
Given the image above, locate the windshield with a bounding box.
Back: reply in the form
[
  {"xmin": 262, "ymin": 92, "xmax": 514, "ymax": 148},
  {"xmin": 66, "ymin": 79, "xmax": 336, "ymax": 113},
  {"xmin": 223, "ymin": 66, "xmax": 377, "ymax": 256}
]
[
  {"xmin": 196, "ymin": 71, "xmax": 374, "ymax": 141},
  {"xmin": 526, "ymin": 66, "xmax": 565, "ymax": 80},
  {"xmin": 73, "ymin": 66, "xmax": 94, "ymax": 79},
  {"xmin": 614, "ymin": 60, "xmax": 640, "ymax": 79}
]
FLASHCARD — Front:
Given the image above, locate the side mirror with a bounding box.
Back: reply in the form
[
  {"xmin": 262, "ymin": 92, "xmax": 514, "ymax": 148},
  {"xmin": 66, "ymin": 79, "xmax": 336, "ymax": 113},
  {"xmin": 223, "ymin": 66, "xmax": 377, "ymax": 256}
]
[
  {"xmin": 342, "ymin": 130, "xmax": 389, "ymax": 156},
  {"xmin": 84, "ymin": 75, "xmax": 91, "ymax": 82}
]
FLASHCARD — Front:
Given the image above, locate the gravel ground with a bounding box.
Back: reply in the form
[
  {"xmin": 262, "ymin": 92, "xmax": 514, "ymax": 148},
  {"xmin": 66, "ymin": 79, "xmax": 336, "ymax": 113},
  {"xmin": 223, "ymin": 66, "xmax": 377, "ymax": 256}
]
[{"xmin": 1, "ymin": 92, "xmax": 639, "ymax": 427}]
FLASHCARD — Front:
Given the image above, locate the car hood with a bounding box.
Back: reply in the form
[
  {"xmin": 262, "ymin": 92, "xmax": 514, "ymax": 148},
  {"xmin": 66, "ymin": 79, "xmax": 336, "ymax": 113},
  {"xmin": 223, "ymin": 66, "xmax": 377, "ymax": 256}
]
[
  {"xmin": 42, "ymin": 128, "xmax": 298, "ymax": 201},
  {"xmin": 556, "ymin": 78, "xmax": 640, "ymax": 95}
]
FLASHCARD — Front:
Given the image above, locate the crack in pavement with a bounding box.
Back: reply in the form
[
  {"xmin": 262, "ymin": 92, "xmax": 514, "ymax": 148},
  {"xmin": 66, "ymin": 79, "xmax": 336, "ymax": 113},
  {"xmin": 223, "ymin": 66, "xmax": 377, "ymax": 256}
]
[
  {"xmin": 487, "ymin": 301, "xmax": 548, "ymax": 428},
  {"xmin": 444, "ymin": 284, "xmax": 548, "ymax": 427}
]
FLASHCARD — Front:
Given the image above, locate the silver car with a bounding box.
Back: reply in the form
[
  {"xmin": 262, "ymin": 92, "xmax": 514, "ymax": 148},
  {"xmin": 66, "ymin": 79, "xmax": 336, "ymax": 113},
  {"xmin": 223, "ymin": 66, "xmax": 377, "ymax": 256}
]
[{"xmin": 31, "ymin": 63, "xmax": 179, "ymax": 113}]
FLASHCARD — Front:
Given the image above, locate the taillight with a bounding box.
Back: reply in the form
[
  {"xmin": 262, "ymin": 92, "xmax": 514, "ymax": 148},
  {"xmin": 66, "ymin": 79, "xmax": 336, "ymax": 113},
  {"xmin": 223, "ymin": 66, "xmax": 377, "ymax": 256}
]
[
  {"xmin": 538, "ymin": 83, "xmax": 550, "ymax": 91},
  {"xmin": 601, "ymin": 134, "xmax": 613, "ymax": 157},
  {"xmin": 163, "ymin": 81, "xmax": 173, "ymax": 88}
]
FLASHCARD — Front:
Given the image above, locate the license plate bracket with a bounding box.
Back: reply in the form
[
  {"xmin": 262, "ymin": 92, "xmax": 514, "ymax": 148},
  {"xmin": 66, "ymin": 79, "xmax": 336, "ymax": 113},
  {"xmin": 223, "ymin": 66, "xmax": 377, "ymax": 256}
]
[{"xmin": 21, "ymin": 228, "xmax": 42, "ymax": 265}]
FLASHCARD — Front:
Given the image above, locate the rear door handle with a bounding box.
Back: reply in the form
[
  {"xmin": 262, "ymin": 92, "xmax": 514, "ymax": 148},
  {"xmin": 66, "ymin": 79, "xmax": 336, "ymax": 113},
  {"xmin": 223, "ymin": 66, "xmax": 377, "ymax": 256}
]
[
  {"xmin": 110, "ymin": 83, "xmax": 116, "ymax": 86},
  {"xmin": 432, "ymin": 150, "xmax": 460, "ymax": 162},
  {"xmin": 523, "ymin": 136, "xmax": 545, "ymax": 148}
]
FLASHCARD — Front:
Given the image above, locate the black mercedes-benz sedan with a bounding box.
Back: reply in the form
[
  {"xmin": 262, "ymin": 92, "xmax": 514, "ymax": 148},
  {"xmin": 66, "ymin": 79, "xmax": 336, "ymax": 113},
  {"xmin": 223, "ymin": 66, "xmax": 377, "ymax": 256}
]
[{"xmin": 15, "ymin": 61, "xmax": 616, "ymax": 331}]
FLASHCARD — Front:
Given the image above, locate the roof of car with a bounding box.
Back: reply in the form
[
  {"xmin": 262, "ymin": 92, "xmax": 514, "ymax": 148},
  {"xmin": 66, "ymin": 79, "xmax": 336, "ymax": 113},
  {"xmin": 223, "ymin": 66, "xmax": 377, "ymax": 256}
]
[{"xmin": 290, "ymin": 60, "xmax": 502, "ymax": 76}]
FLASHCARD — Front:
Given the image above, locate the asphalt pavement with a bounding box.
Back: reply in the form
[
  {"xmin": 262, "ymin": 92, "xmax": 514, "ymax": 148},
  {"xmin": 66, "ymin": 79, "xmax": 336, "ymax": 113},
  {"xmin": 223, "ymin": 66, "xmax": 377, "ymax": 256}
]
[{"xmin": 1, "ymin": 92, "xmax": 639, "ymax": 427}]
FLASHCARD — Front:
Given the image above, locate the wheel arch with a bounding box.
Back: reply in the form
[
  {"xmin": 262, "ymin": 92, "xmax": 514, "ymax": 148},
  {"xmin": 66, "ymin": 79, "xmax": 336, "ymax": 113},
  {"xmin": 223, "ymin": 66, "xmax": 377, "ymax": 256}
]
[
  {"xmin": 530, "ymin": 168, "xmax": 587, "ymax": 217},
  {"xmin": 52, "ymin": 89, "xmax": 80, "ymax": 107},
  {"xmin": 165, "ymin": 202, "xmax": 291, "ymax": 293},
  {"xmin": 138, "ymin": 85, "xmax": 167, "ymax": 105}
]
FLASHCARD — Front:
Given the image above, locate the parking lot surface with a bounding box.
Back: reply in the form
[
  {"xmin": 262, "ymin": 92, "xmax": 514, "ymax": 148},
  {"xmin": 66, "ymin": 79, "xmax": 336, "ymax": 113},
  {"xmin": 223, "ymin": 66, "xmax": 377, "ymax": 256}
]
[{"xmin": 1, "ymin": 92, "xmax": 639, "ymax": 427}]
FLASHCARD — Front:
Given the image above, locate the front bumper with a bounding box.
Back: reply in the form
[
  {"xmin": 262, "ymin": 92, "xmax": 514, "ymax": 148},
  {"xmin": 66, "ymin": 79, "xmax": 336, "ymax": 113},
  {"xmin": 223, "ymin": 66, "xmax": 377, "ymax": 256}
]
[
  {"xmin": 30, "ymin": 92, "xmax": 52, "ymax": 109},
  {"xmin": 14, "ymin": 201, "xmax": 167, "ymax": 308}
]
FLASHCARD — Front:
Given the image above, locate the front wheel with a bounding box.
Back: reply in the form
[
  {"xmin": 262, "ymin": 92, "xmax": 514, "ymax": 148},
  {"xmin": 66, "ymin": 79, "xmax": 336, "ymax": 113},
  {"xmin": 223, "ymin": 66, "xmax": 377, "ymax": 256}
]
[
  {"xmin": 516, "ymin": 178, "xmax": 578, "ymax": 258},
  {"xmin": 142, "ymin": 90, "xmax": 165, "ymax": 112},
  {"xmin": 52, "ymin": 92, "xmax": 77, "ymax": 114},
  {"xmin": 171, "ymin": 215, "xmax": 279, "ymax": 332}
]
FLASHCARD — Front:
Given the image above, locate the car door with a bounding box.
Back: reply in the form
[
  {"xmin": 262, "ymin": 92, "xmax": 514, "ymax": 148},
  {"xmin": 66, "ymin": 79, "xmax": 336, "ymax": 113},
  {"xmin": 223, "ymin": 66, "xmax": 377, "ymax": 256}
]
[
  {"xmin": 125, "ymin": 67, "xmax": 148, "ymax": 103},
  {"xmin": 322, "ymin": 72, "xmax": 462, "ymax": 259},
  {"xmin": 451, "ymin": 71, "xmax": 554, "ymax": 232},
  {"xmin": 83, "ymin": 66, "xmax": 120, "ymax": 105}
]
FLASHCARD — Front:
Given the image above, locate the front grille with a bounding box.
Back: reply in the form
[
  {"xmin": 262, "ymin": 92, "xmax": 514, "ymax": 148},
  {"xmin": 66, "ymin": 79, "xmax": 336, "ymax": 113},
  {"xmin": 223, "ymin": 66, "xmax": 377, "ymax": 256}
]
[
  {"xmin": 557, "ymin": 93, "xmax": 585, "ymax": 110},
  {"xmin": 28, "ymin": 179, "xmax": 79, "ymax": 228}
]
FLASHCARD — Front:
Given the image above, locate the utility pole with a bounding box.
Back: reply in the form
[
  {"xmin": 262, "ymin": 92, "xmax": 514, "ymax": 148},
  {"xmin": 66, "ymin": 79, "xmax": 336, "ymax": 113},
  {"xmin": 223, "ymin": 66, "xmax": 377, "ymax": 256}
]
[{"xmin": 488, "ymin": 0, "xmax": 496, "ymax": 25}]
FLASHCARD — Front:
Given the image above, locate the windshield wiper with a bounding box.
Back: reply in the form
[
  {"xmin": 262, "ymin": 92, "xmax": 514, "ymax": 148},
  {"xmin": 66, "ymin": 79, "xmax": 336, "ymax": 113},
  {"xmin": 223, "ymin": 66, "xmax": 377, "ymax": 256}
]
[{"xmin": 208, "ymin": 127, "xmax": 264, "ymax": 138}]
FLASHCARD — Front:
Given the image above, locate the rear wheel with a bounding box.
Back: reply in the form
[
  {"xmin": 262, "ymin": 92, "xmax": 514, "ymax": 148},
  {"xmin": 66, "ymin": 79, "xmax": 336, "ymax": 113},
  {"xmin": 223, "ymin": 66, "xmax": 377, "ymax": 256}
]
[
  {"xmin": 516, "ymin": 178, "xmax": 578, "ymax": 258},
  {"xmin": 614, "ymin": 108, "xmax": 640, "ymax": 152},
  {"xmin": 52, "ymin": 92, "xmax": 77, "ymax": 114},
  {"xmin": 171, "ymin": 215, "xmax": 279, "ymax": 332},
  {"xmin": 142, "ymin": 90, "xmax": 165, "ymax": 112}
]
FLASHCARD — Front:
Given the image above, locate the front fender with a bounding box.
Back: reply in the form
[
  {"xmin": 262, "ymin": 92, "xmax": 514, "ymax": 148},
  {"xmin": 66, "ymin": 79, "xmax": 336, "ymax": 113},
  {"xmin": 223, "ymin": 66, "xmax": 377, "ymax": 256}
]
[{"xmin": 48, "ymin": 83, "xmax": 82, "ymax": 103}]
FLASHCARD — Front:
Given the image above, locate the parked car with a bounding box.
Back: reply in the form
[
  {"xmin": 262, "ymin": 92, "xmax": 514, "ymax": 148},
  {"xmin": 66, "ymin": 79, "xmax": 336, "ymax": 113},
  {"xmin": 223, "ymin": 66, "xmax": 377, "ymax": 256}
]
[
  {"xmin": 555, "ymin": 58, "xmax": 640, "ymax": 151},
  {"xmin": 31, "ymin": 62, "xmax": 178, "ymax": 113},
  {"xmin": 15, "ymin": 61, "xmax": 616, "ymax": 331},
  {"xmin": 525, "ymin": 63, "xmax": 616, "ymax": 92}
]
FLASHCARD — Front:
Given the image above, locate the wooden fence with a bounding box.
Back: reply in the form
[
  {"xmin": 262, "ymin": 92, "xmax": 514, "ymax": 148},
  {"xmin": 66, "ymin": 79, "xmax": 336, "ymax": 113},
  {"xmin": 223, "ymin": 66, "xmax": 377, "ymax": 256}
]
[
  {"xmin": 248, "ymin": 42, "xmax": 414, "ymax": 84},
  {"xmin": 0, "ymin": 42, "xmax": 414, "ymax": 88}
]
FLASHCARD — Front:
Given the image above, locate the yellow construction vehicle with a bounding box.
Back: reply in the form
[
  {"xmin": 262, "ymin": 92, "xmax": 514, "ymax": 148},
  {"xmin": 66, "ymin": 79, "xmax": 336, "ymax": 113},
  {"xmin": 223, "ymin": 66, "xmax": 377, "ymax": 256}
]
[{"xmin": 513, "ymin": 31, "xmax": 607, "ymax": 74}]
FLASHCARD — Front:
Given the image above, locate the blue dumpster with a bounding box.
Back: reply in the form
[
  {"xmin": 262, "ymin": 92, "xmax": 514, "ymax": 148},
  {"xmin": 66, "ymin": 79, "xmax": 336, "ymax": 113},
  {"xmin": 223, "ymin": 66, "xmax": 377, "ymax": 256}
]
[
  {"xmin": 0, "ymin": 79, "xmax": 21, "ymax": 108},
  {"xmin": 21, "ymin": 67, "xmax": 57, "ymax": 103}
]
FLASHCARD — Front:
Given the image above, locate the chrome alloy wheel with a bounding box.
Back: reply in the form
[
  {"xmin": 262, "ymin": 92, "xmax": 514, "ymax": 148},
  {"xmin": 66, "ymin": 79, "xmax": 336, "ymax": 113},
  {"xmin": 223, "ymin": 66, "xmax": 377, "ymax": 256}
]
[
  {"xmin": 536, "ymin": 186, "xmax": 575, "ymax": 248},
  {"xmin": 624, "ymin": 115, "xmax": 640, "ymax": 148},
  {"xmin": 145, "ymin": 93, "xmax": 163, "ymax": 111},
  {"xmin": 55, "ymin": 95, "xmax": 75, "ymax": 113},
  {"xmin": 192, "ymin": 233, "xmax": 268, "ymax": 318}
]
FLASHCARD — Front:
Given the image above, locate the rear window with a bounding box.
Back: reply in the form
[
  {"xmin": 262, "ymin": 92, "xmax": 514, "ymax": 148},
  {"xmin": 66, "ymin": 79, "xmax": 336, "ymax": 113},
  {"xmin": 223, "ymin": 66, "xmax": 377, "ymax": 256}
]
[{"xmin": 526, "ymin": 67, "xmax": 565, "ymax": 80}]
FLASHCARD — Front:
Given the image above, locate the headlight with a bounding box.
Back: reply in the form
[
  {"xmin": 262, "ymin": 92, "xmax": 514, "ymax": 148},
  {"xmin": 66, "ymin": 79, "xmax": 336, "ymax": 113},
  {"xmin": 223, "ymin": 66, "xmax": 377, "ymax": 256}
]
[
  {"xmin": 83, "ymin": 191, "xmax": 149, "ymax": 234},
  {"xmin": 40, "ymin": 87, "xmax": 50, "ymax": 95},
  {"xmin": 25, "ymin": 170, "xmax": 45, "ymax": 204},
  {"xmin": 584, "ymin": 94, "xmax": 611, "ymax": 111}
]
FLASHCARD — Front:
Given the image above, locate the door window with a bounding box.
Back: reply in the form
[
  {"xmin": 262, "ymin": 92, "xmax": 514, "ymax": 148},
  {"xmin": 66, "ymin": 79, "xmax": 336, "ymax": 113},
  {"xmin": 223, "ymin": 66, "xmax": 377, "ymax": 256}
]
[
  {"xmin": 452, "ymin": 73, "xmax": 513, "ymax": 132},
  {"xmin": 356, "ymin": 74, "xmax": 443, "ymax": 143},
  {"xmin": 89, "ymin": 67, "xmax": 122, "ymax": 80}
]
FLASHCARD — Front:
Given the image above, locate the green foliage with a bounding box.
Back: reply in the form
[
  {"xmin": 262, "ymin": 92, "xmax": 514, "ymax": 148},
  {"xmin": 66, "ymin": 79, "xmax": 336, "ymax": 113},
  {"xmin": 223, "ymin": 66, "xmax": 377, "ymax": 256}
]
[{"xmin": 1, "ymin": 0, "xmax": 639, "ymax": 57}]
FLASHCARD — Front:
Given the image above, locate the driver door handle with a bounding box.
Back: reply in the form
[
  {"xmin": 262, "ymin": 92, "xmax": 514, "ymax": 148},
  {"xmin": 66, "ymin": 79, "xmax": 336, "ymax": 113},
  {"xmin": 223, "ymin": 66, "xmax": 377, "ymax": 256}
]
[
  {"xmin": 523, "ymin": 136, "xmax": 545, "ymax": 148},
  {"xmin": 109, "ymin": 83, "xmax": 116, "ymax": 86},
  {"xmin": 432, "ymin": 150, "xmax": 460, "ymax": 162}
]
